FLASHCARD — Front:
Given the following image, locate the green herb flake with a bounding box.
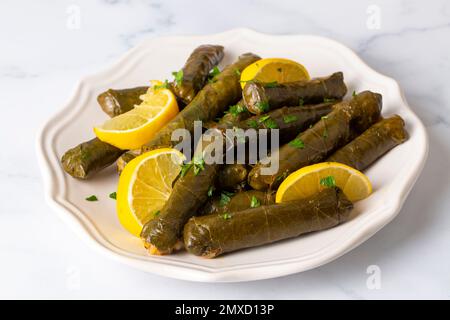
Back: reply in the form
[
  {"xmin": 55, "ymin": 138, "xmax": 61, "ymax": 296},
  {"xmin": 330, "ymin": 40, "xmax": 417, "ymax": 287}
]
[
  {"xmin": 258, "ymin": 115, "xmax": 271, "ymax": 123},
  {"xmin": 265, "ymin": 81, "xmax": 278, "ymax": 88},
  {"xmin": 210, "ymin": 66, "xmax": 221, "ymax": 77},
  {"xmin": 264, "ymin": 118, "xmax": 279, "ymax": 129},
  {"xmin": 228, "ymin": 104, "xmax": 247, "ymax": 117},
  {"xmin": 207, "ymin": 186, "xmax": 215, "ymax": 197},
  {"xmin": 219, "ymin": 191, "xmax": 234, "ymax": 207},
  {"xmin": 283, "ymin": 115, "xmax": 298, "ymax": 124},
  {"xmin": 298, "ymin": 98, "xmax": 304, "ymax": 106},
  {"xmin": 234, "ymin": 69, "xmax": 241, "ymax": 76},
  {"xmin": 255, "ymin": 101, "xmax": 270, "ymax": 112},
  {"xmin": 193, "ymin": 156, "xmax": 205, "ymax": 175},
  {"xmin": 289, "ymin": 138, "xmax": 305, "ymax": 149},
  {"xmin": 250, "ymin": 196, "xmax": 261, "ymax": 208},
  {"xmin": 172, "ymin": 69, "xmax": 184, "ymax": 85},
  {"xmin": 153, "ymin": 79, "xmax": 170, "ymax": 90},
  {"xmin": 352, "ymin": 90, "xmax": 357, "ymax": 97},
  {"xmin": 109, "ymin": 192, "xmax": 117, "ymax": 200},
  {"xmin": 180, "ymin": 163, "xmax": 193, "ymax": 177},
  {"xmin": 247, "ymin": 119, "xmax": 258, "ymax": 129},
  {"xmin": 323, "ymin": 97, "xmax": 336, "ymax": 103},
  {"xmin": 153, "ymin": 210, "xmax": 160, "ymax": 217},
  {"xmin": 221, "ymin": 212, "xmax": 232, "ymax": 220},
  {"xmin": 320, "ymin": 176, "xmax": 336, "ymax": 188},
  {"xmin": 85, "ymin": 195, "xmax": 98, "ymax": 202}
]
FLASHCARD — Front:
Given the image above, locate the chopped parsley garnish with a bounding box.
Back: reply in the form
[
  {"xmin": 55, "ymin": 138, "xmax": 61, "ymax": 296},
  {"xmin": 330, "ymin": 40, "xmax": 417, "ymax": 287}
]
[
  {"xmin": 320, "ymin": 176, "xmax": 336, "ymax": 188},
  {"xmin": 207, "ymin": 186, "xmax": 215, "ymax": 197},
  {"xmin": 181, "ymin": 156, "xmax": 205, "ymax": 176},
  {"xmin": 258, "ymin": 115, "xmax": 271, "ymax": 123},
  {"xmin": 207, "ymin": 66, "xmax": 221, "ymax": 84},
  {"xmin": 180, "ymin": 163, "xmax": 193, "ymax": 177},
  {"xmin": 283, "ymin": 114, "xmax": 298, "ymax": 124},
  {"xmin": 264, "ymin": 118, "xmax": 278, "ymax": 129},
  {"xmin": 298, "ymin": 98, "xmax": 304, "ymax": 106},
  {"xmin": 219, "ymin": 191, "xmax": 234, "ymax": 207},
  {"xmin": 192, "ymin": 156, "xmax": 205, "ymax": 175},
  {"xmin": 227, "ymin": 104, "xmax": 247, "ymax": 117},
  {"xmin": 221, "ymin": 212, "xmax": 232, "ymax": 220},
  {"xmin": 210, "ymin": 66, "xmax": 221, "ymax": 77},
  {"xmin": 265, "ymin": 81, "xmax": 278, "ymax": 88},
  {"xmin": 352, "ymin": 90, "xmax": 357, "ymax": 97},
  {"xmin": 109, "ymin": 192, "xmax": 117, "ymax": 200},
  {"xmin": 153, "ymin": 210, "xmax": 160, "ymax": 217},
  {"xmin": 255, "ymin": 101, "xmax": 270, "ymax": 112},
  {"xmin": 323, "ymin": 97, "xmax": 336, "ymax": 103},
  {"xmin": 247, "ymin": 119, "xmax": 258, "ymax": 128},
  {"xmin": 289, "ymin": 138, "xmax": 305, "ymax": 149},
  {"xmin": 153, "ymin": 79, "xmax": 170, "ymax": 90},
  {"xmin": 250, "ymin": 196, "xmax": 261, "ymax": 208},
  {"xmin": 172, "ymin": 69, "xmax": 184, "ymax": 85},
  {"xmin": 234, "ymin": 69, "xmax": 241, "ymax": 76},
  {"xmin": 85, "ymin": 195, "xmax": 98, "ymax": 202}
]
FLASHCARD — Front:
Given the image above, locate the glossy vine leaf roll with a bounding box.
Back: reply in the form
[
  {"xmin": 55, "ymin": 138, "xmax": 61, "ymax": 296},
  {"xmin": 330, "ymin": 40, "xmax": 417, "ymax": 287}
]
[
  {"xmin": 184, "ymin": 187, "xmax": 353, "ymax": 258},
  {"xmin": 97, "ymin": 86, "xmax": 149, "ymax": 117},
  {"xmin": 248, "ymin": 91, "xmax": 382, "ymax": 190},
  {"xmin": 171, "ymin": 45, "xmax": 225, "ymax": 104},
  {"xmin": 61, "ymin": 138, "xmax": 125, "ymax": 179},
  {"xmin": 327, "ymin": 115, "xmax": 408, "ymax": 170},
  {"xmin": 140, "ymin": 129, "xmax": 225, "ymax": 255},
  {"xmin": 141, "ymin": 53, "xmax": 261, "ymax": 152},
  {"xmin": 242, "ymin": 72, "xmax": 347, "ymax": 114},
  {"xmin": 199, "ymin": 190, "xmax": 275, "ymax": 216}
]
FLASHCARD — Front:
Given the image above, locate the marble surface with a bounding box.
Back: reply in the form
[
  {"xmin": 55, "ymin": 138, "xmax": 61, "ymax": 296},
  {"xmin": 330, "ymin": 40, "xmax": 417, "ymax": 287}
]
[{"xmin": 0, "ymin": 0, "xmax": 449, "ymax": 299}]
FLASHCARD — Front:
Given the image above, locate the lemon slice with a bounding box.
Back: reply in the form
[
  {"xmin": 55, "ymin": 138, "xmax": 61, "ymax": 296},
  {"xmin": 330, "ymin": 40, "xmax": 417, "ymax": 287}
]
[
  {"xmin": 117, "ymin": 148, "xmax": 185, "ymax": 237},
  {"xmin": 276, "ymin": 162, "xmax": 372, "ymax": 203},
  {"xmin": 94, "ymin": 81, "xmax": 178, "ymax": 150},
  {"xmin": 240, "ymin": 58, "xmax": 310, "ymax": 89}
]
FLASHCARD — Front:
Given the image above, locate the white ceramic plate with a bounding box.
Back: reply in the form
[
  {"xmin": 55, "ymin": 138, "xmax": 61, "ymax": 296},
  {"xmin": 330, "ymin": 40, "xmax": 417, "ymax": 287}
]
[{"xmin": 37, "ymin": 29, "xmax": 428, "ymax": 282}]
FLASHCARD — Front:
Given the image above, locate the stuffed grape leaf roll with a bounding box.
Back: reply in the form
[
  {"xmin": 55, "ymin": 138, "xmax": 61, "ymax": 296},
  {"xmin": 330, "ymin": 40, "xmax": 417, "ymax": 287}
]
[
  {"xmin": 97, "ymin": 86, "xmax": 149, "ymax": 117},
  {"xmin": 61, "ymin": 138, "xmax": 125, "ymax": 179},
  {"xmin": 141, "ymin": 53, "xmax": 261, "ymax": 152},
  {"xmin": 171, "ymin": 45, "xmax": 225, "ymax": 104},
  {"xmin": 184, "ymin": 187, "xmax": 353, "ymax": 258},
  {"xmin": 242, "ymin": 72, "xmax": 347, "ymax": 114},
  {"xmin": 199, "ymin": 190, "xmax": 275, "ymax": 216},
  {"xmin": 140, "ymin": 129, "xmax": 225, "ymax": 255},
  {"xmin": 248, "ymin": 91, "xmax": 382, "ymax": 190},
  {"xmin": 327, "ymin": 115, "xmax": 408, "ymax": 170}
]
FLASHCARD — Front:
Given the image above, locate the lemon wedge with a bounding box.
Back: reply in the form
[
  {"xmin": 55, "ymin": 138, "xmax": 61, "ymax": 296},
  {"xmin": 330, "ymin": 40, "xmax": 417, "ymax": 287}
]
[
  {"xmin": 94, "ymin": 81, "xmax": 178, "ymax": 150},
  {"xmin": 240, "ymin": 58, "xmax": 310, "ymax": 89},
  {"xmin": 116, "ymin": 148, "xmax": 185, "ymax": 237},
  {"xmin": 276, "ymin": 162, "xmax": 372, "ymax": 203}
]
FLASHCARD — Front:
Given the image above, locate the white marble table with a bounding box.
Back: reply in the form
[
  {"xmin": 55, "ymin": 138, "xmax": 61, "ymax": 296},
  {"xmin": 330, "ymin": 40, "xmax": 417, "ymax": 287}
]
[{"xmin": 1, "ymin": 0, "xmax": 449, "ymax": 299}]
